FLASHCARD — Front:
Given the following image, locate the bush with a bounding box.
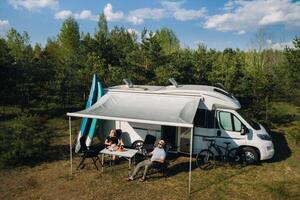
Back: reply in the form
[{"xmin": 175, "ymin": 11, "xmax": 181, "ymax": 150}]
[
  {"xmin": 0, "ymin": 114, "xmax": 51, "ymax": 168},
  {"xmin": 268, "ymin": 102, "xmax": 297, "ymax": 124},
  {"xmin": 286, "ymin": 126, "xmax": 300, "ymax": 146}
]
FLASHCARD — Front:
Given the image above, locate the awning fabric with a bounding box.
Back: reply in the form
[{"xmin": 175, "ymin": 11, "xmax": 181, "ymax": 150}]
[{"xmin": 67, "ymin": 93, "xmax": 200, "ymax": 127}]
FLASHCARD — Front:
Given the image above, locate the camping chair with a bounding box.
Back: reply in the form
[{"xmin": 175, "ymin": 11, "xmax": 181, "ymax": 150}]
[
  {"xmin": 76, "ymin": 137, "xmax": 103, "ymax": 170},
  {"xmin": 143, "ymin": 134, "xmax": 157, "ymax": 151},
  {"xmin": 150, "ymin": 143, "xmax": 171, "ymax": 178},
  {"xmin": 116, "ymin": 129, "xmax": 122, "ymax": 141}
]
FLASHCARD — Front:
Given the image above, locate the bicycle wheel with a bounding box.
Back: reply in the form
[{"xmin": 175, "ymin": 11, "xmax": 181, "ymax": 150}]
[
  {"xmin": 196, "ymin": 149, "xmax": 215, "ymax": 170},
  {"xmin": 227, "ymin": 148, "xmax": 241, "ymax": 163}
]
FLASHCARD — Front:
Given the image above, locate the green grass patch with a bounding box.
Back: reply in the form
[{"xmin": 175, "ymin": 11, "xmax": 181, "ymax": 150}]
[{"xmin": 269, "ymin": 102, "xmax": 300, "ymax": 124}]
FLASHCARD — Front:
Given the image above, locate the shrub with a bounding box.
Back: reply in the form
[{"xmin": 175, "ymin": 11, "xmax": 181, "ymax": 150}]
[
  {"xmin": 268, "ymin": 102, "xmax": 297, "ymax": 124},
  {"xmin": 0, "ymin": 114, "xmax": 51, "ymax": 168},
  {"xmin": 286, "ymin": 126, "xmax": 300, "ymax": 146}
]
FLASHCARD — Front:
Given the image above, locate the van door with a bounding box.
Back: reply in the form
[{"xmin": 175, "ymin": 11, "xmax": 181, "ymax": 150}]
[
  {"xmin": 215, "ymin": 110, "xmax": 246, "ymax": 149},
  {"xmin": 161, "ymin": 126, "xmax": 177, "ymax": 152},
  {"xmin": 178, "ymin": 127, "xmax": 191, "ymax": 153}
]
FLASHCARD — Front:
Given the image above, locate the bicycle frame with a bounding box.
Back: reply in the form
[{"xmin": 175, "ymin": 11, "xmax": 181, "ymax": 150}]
[{"xmin": 206, "ymin": 140, "xmax": 231, "ymax": 161}]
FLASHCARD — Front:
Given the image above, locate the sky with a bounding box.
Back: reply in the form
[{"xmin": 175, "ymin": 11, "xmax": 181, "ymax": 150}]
[{"xmin": 0, "ymin": 0, "xmax": 299, "ymax": 50}]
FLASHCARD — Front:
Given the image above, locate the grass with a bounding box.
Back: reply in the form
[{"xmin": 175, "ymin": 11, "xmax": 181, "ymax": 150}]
[{"xmin": 0, "ymin": 103, "xmax": 300, "ymax": 200}]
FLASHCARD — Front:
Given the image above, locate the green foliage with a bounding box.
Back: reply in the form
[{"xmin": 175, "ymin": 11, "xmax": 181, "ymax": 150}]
[
  {"xmin": 155, "ymin": 64, "xmax": 181, "ymax": 85},
  {"xmin": 58, "ymin": 17, "xmax": 80, "ymax": 62},
  {"xmin": 154, "ymin": 27, "xmax": 180, "ymax": 55},
  {"xmin": 285, "ymin": 37, "xmax": 300, "ymax": 89},
  {"xmin": 0, "ymin": 14, "xmax": 299, "ymax": 124},
  {"xmin": 96, "ymin": 13, "xmax": 108, "ymax": 39},
  {"xmin": 286, "ymin": 125, "xmax": 300, "ymax": 146},
  {"xmin": 0, "ymin": 114, "xmax": 52, "ymax": 168},
  {"xmin": 268, "ymin": 102, "xmax": 298, "ymax": 124}
]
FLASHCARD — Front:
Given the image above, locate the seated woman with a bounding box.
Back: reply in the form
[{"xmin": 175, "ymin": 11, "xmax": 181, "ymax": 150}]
[
  {"xmin": 104, "ymin": 129, "xmax": 119, "ymax": 161},
  {"xmin": 105, "ymin": 129, "xmax": 118, "ymax": 148}
]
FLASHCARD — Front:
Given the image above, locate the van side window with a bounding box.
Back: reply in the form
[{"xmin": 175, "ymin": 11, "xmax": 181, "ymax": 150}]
[
  {"xmin": 194, "ymin": 109, "xmax": 205, "ymax": 127},
  {"xmin": 194, "ymin": 109, "xmax": 218, "ymax": 128},
  {"xmin": 233, "ymin": 115, "xmax": 242, "ymax": 131},
  {"xmin": 219, "ymin": 112, "xmax": 233, "ymax": 131},
  {"xmin": 218, "ymin": 111, "xmax": 243, "ymax": 132},
  {"xmin": 207, "ymin": 110, "xmax": 218, "ymax": 128}
]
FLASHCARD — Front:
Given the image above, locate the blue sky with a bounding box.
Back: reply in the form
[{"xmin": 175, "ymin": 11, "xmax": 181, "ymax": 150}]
[{"xmin": 0, "ymin": 0, "xmax": 299, "ymax": 50}]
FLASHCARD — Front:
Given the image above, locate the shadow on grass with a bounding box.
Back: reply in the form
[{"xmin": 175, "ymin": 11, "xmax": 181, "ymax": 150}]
[
  {"xmin": 265, "ymin": 130, "xmax": 291, "ymax": 163},
  {"xmin": 167, "ymin": 160, "xmax": 198, "ymax": 177},
  {"xmin": 190, "ymin": 167, "xmax": 254, "ymax": 196},
  {"xmin": 12, "ymin": 143, "xmax": 106, "ymax": 169}
]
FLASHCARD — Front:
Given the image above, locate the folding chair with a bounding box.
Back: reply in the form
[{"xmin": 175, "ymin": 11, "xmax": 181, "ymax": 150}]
[
  {"xmin": 150, "ymin": 143, "xmax": 171, "ymax": 177},
  {"xmin": 76, "ymin": 137, "xmax": 103, "ymax": 170},
  {"xmin": 143, "ymin": 134, "xmax": 157, "ymax": 151}
]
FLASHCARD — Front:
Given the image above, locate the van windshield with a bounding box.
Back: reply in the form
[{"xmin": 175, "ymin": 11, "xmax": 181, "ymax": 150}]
[{"xmin": 238, "ymin": 112, "xmax": 261, "ymax": 130}]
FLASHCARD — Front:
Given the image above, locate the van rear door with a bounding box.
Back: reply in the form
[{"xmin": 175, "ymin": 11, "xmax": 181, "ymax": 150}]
[{"xmin": 215, "ymin": 110, "xmax": 247, "ymax": 149}]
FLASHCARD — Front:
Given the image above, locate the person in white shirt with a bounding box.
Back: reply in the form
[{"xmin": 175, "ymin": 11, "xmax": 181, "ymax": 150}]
[{"xmin": 127, "ymin": 140, "xmax": 166, "ymax": 181}]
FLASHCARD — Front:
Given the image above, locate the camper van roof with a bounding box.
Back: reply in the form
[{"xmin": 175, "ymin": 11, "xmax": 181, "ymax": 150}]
[
  {"xmin": 106, "ymin": 84, "xmax": 241, "ymax": 110},
  {"xmin": 108, "ymin": 84, "xmax": 218, "ymax": 93},
  {"xmin": 107, "ymin": 84, "xmax": 230, "ymax": 96}
]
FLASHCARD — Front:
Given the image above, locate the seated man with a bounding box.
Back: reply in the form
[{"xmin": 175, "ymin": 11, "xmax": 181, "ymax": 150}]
[{"xmin": 127, "ymin": 140, "xmax": 166, "ymax": 181}]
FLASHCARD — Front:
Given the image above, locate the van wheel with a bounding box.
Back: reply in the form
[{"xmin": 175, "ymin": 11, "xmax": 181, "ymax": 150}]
[{"xmin": 242, "ymin": 147, "xmax": 259, "ymax": 165}]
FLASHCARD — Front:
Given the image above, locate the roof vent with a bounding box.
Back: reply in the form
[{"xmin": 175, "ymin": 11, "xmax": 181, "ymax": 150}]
[
  {"xmin": 215, "ymin": 83, "xmax": 226, "ymax": 91},
  {"xmin": 123, "ymin": 78, "xmax": 133, "ymax": 88},
  {"xmin": 169, "ymin": 78, "xmax": 178, "ymax": 88}
]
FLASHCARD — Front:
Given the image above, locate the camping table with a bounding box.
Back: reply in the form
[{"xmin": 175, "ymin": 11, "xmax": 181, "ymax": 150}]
[{"xmin": 99, "ymin": 148, "xmax": 138, "ymax": 175}]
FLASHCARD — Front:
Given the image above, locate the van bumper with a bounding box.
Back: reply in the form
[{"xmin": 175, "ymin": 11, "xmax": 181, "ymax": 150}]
[{"xmin": 260, "ymin": 142, "xmax": 275, "ymax": 160}]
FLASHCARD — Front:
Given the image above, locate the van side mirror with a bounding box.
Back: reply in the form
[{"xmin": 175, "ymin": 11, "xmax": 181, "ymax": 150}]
[{"xmin": 241, "ymin": 126, "xmax": 249, "ymax": 135}]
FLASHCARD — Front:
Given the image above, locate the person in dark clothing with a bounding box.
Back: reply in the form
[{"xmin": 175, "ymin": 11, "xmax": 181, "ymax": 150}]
[
  {"xmin": 105, "ymin": 130, "xmax": 118, "ymax": 146},
  {"xmin": 104, "ymin": 129, "xmax": 119, "ymax": 160}
]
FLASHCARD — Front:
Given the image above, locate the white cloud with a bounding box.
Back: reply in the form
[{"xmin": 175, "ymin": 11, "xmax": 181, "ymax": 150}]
[
  {"xmin": 127, "ymin": 15, "xmax": 143, "ymax": 25},
  {"xmin": 54, "ymin": 10, "xmax": 97, "ymax": 21},
  {"xmin": 0, "ymin": 20, "xmax": 10, "ymax": 33},
  {"xmin": 101, "ymin": 2, "xmax": 206, "ymax": 25},
  {"xmin": 161, "ymin": 1, "xmax": 206, "ymax": 21},
  {"xmin": 103, "ymin": 3, "xmax": 124, "ymax": 22},
  {"xmin": 259, "ymin": 11, "xmax": 284, "ymax": 25},
  {"xmin": 174, "ymin": 8, "xmax": 206, "ymax": 21},
  {"xmin": 54, "ymin": 10, "xmax": 72, "ymax": 20},
  {"xmin": 269, "ymin": 40, "xmax": 294, "ymax": 50},
  {"xmin": 53, "ymin": 2, "xmax": 206, "ymax": 24},
  {"xmin": 8, "ymin": 0, "xmax": 59, "ymax": 11},
  {"xmin": 74, "ymin": 10, "xmax": 97, "ymax": 21},
  {"xmin": 204, "ymin": 0, "xmax": 300, "ymax": 33},
  {"xmin": 127, "ymin": 28, "xmax": 139, "ymax": 35},
  {"xmin": 127, "ymin": 8, "xmax": 165, "ymax": 24},
  {"xmin": 237, "ymin": 30, "xmax": 246, "ymax": 35}
]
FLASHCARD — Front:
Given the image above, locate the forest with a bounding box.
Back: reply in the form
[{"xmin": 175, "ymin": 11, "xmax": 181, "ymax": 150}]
[{"xmin": 0, "ymin": 13, "xmax": 299, "ymax": 168}]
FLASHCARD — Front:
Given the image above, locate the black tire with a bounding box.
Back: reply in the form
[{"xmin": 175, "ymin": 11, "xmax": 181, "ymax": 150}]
[
  {"xmin": 227, "ymin": 148, "xmax": 241, "ymax": 163},
  {"xmin": 242, "ymin": 147, "xmax": 259, "ymax": 165},
  {"xmin": 196, "ymin": 149, "xmax": 215, "ymax": 170}
]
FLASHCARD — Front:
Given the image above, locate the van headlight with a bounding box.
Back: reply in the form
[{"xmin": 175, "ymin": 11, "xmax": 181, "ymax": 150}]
[
  {"xmin": 267, "ymin": 145, "xmax": 273, "ymax": 151},
  {"xmin": 257, "ymin": 134, "xmax": 272, "ymax": 141}
]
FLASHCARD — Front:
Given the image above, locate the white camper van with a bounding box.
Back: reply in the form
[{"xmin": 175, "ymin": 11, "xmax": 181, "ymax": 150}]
[{"xmin": 98, "ymin": 83, "xmax": 274, "ymax": 163}]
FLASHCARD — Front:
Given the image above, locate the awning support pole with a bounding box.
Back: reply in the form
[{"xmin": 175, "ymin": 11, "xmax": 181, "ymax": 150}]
[
  {"xmin": 69, "ymin": 116, "xmax": 73, "ymax": 176},
  {"xmin": 188, "ymin": 126, "xmax": 194, "ymax": 198}
]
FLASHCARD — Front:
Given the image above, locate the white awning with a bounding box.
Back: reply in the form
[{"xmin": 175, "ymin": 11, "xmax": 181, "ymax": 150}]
[{"xmin": 67, "ymin": 93, "xmax": 200, "ymax": 127}]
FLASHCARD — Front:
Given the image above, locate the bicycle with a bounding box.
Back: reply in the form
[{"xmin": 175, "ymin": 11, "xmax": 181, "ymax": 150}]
[{"xmin": 196, "ymin": 139, "xmax": 241, "ymax": 170}]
